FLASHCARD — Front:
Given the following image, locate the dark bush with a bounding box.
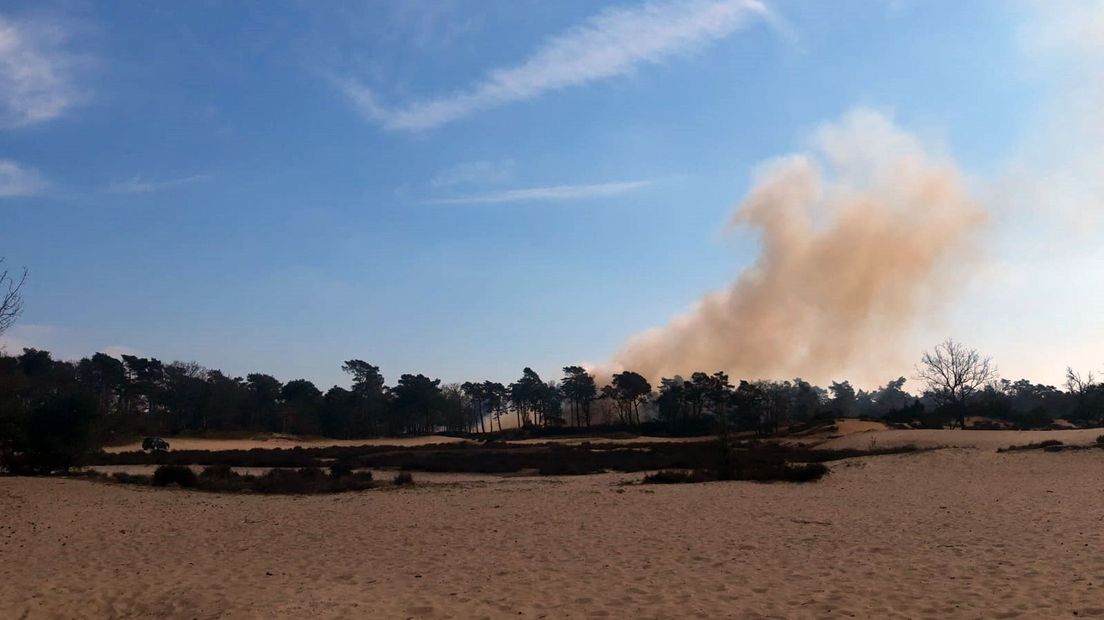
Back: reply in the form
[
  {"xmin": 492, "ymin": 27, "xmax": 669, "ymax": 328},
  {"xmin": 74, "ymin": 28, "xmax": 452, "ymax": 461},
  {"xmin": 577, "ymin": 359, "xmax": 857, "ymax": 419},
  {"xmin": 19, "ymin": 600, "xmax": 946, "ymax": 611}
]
[
  {"xmin": 1096, "ymin": 435, "xmax": 1104, "ymax": 445},
  {"xmin": 393, "ymin": 471, "xmax": 414, "ymax": 486},
  {"xmin": 642, "ymin": 469, "xmax": 711, "ymax": 484},
  {"xmin": 111, "ymin": 472, "xmax": 150, "ymax": 485},
  {"xmin": 152, "ymin": 465, "xmax": 197, "ymax": 488},
  {"xmin": 997, "ymin": 439, "xmax": 1065, "ymax": 452},
  {"xmin": 328, "ymin": 460, "xmax": 354, "ymax": 479},
  {"xmin": 252, "ymin": 467, "xmax": 327, "ymax": 494},
  {"xmin": 199, "ymin": 464, "xmax": 235, "ymax": 479},
  {"xmin": 780, "ymin": 463, "xmax": 830, "ymax": 483}
]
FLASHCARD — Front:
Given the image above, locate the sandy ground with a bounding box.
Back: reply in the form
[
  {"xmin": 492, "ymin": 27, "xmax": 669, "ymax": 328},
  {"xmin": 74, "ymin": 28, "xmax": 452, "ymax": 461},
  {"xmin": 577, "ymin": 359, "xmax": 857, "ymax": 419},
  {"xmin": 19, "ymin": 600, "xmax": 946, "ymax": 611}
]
[
  {"xmin": 103, "ymin": 435, "xmax": 473, "ymax": 453},
  {"xmin": 503, "ymin": 435, "xmax": 711, "ymax": 446},
  {"xmin": 813, "ymin": 426, "xmax": 1104, "ymax": 451},
  {"xmin": 5, "ymin": 434, "xmax": 1104, "ymax": 619}
]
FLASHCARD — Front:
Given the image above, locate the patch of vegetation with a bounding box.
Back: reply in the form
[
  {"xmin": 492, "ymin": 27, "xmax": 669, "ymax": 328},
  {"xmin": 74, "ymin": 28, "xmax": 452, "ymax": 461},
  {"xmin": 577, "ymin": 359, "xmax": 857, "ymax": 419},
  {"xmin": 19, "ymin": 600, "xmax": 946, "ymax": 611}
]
[
  {"xmin": 997, "ymin": 439, "xmax": 1065, "ymax": 453},
  {"xmin": 641, "ymin": 469, "xmax": 711, "ymax": 484},
  {"xmin": 642, "ymin": 461, "xmax": 829, "ymax": 484},
  {"xmin": 88, "ymin": 439, "xmax": 923, "ymax": 481},
  {"xmin": 152, "ymin": 465, "xmax": 197, "ymax": 488},
  {"xmin": 99, "ymin": 464, "xmax": 379, "ymax": 494},
  {"xmin": 392, "ymin": 471, "xmax": 414, "ymax": 486}
]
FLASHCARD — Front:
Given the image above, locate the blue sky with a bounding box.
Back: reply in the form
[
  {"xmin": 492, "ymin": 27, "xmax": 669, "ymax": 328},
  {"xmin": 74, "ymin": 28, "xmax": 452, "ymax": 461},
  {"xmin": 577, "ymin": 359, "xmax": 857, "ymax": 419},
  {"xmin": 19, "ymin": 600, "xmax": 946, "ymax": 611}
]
[{"xmin": 1, "ymin": 1, "xmax": 1100, "ymax": 389}]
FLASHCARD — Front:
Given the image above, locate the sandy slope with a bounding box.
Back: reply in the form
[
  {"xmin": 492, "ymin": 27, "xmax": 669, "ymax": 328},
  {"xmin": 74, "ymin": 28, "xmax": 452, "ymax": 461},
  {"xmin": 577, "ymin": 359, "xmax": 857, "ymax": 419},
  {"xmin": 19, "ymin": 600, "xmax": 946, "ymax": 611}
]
[{"xmin": 4, "ymin": 447, "xmax": 1104, "ymax": 619}]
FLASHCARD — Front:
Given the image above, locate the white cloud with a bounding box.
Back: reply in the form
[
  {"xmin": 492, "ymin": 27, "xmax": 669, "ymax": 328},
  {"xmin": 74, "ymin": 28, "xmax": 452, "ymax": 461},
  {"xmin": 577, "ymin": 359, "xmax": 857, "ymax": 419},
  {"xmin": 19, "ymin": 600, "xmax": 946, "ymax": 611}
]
[
  {"xmin": 424, "ymin": 179, "xmax": 652, "ymax": 205},
  {"xmin": 431, "ymin": 160, "xmax": 515, "ymax": 188},
  {"xmin": 0, "ymin": 159, "xmax": 45, "ymax": 197},
  {"xmin": 107, "ymin": 174, "xmax": 210, "ymax": 195},
  {"xmin": 0, "ymin": 15, "xmax": 84, "ymax": 128},
  {"xmin": 341, "ymin": 0, "xmax": 769, "ymax": 131},
  {"xmin": 1022, "ymin": 0, "xmax": 1104, "ymax": 56}
]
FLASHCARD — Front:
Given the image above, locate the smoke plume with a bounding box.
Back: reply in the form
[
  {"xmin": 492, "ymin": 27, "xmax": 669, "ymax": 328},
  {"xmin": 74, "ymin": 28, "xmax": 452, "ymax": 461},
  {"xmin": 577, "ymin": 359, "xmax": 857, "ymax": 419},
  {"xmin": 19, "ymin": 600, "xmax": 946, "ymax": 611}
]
[{"xmin": 610, "ymin": 109, "xmax": 986, "ymax": 385}]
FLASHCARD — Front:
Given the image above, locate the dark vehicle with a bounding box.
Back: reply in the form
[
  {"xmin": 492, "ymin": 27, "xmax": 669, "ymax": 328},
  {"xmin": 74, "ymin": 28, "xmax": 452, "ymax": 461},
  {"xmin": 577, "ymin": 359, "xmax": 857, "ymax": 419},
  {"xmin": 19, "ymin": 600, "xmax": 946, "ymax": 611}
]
[{"xmin": 142, "ymin": 437, "xmax": 170, "ymax": 452}]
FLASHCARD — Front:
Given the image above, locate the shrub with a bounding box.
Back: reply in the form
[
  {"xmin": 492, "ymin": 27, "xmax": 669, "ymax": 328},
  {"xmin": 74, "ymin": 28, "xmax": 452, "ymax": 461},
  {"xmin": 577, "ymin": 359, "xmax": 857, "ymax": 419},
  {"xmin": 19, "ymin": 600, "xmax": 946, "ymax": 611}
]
[
  {"xmin": 1096, "ymin": 435, "xmax": 1104, "ymax": 445},
  {"xmin": 111, "ymin": 472, "xmax": 151, "ymax": 485},
  {"xmin": 393, "ymin": 471, "xmax": 414, "ymax": 486},
  {"xmin": 252, "ymin": 467, "xmax": 327, "ymax": 494},
  {"xmin": 642, "ymin": 469, "xmax": 710, "ymax": 484},
  {"xmin": 997, "ymin": 439, "xmax": 1066, "ymax": 453},
  {"xmin": 328, "ymin": 460, "xmax": 354, "ymax": 479},
  {"xmin": 152, "ymin": 465, "xmax": 197, "ymax": 488},
  {"xmin": 781, "ymin": 463, "xmax": 830, "ymax": 483},
  {"xmin": 199, "ymin": 464, "xmax": 235, "ymax": 479}
]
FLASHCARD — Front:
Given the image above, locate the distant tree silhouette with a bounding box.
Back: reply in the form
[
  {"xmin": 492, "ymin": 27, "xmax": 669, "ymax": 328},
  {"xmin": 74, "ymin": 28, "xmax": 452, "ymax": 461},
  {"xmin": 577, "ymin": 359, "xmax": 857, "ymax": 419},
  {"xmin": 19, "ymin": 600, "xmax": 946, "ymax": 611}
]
[
  {"xmin": 0, "ymin": 259, "xmax": 26, "ymax": 337},
  {"xmin": 603, "ymin": 371, "xmax": 651, "ymax": 427},
  {"xmin": 392, "ymin": 374, "xmax": 443, "ymax": 434},
  {"xmin": 482, "ymin": 381, "xmax": 508, "ymax": 431},
  {"xmin": 245, "ymin": 373, "xmax": 282, "ymax": 432},
  {"xmin": 461, "ymin": 381, "xmax": 488, "ymax": 433},
  {"xmin": 280, "ymin": 379, "xmax": 322, "ymax": 434},
  {"xmin": 656, "ymin": 376, "xmax": 689, "ymax": 428},
  {"xmin": 1066, "ymin": 367, "xmax": 1104, "ymax": 424},
  {"xmin": 561, "ymin": 366, "xmax": 597, "ymax": 427},
  {"xmin": 829, "ymin": 380, "xmax": 856, "ymax": 416},
  {"xmin": 916, "ymin": 339, "xmax": 998, "ymax": 428},
  {"xmin": 509, "ymin": 368, "xmax": 546, "ymax": 428},
  {"xmin": 2, "ymin": 337, "xmax": 1099, "ymax": 449},
  {"xmin": 0, "ymin": 349, "xmax": 100, "ymax": 474}
]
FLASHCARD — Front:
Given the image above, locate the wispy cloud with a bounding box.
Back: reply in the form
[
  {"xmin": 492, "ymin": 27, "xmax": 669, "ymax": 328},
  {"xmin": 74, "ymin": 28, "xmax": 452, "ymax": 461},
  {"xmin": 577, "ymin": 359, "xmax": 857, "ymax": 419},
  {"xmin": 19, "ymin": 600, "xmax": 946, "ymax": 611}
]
[
  {"xmin": 431, "ymin": 160, "xmax": 515, "ymax": 188},
  {"xmin": 0, "ymin": 159, "xmax": 45, "ymax": 197},
  {"xmin": 424, "ymin": 179, "xmax": 652, "ymax": 205},
  {"xmin": 107, "ymin": 174, "xmax": 211, "ymax": 195},
  {"xmin": 0, "ymin": 15, "xmax": 85, "ymax": 128},
  {"xmin": 340, "ymin": 0, "xmax": 768, "ymax": 131}
]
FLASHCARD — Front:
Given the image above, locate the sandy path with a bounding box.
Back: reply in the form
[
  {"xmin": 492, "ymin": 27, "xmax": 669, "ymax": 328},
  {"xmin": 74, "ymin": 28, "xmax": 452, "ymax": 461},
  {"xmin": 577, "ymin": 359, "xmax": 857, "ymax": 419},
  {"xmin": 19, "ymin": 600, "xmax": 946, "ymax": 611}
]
[{"xmin": 4, "ymin": 449, "xmax": 1104, "ymax": 618}]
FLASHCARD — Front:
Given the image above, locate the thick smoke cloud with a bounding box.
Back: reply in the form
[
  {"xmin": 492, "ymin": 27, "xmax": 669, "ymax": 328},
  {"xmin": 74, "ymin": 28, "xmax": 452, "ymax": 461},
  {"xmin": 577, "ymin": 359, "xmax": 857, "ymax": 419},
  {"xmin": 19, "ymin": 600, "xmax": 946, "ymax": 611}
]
[{"xmin": 609, "ymin": 109, "xmax": 986, "ymax": 385}]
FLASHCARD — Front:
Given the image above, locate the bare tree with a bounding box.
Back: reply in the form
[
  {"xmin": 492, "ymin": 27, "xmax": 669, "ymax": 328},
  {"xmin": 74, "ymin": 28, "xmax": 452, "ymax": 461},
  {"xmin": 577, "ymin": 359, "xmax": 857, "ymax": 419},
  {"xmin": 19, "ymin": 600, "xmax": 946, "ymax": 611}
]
[
  {"xmin": 1065, "ymin": 367, "xmax": 1096, "ymax": 396},
  {"xmin": 0, "ymin": 258, "xmax": 26, "ymax": 337},
  {"xmin": 915, "ymin": 339, "xmax": 997, "ymax": 428}
]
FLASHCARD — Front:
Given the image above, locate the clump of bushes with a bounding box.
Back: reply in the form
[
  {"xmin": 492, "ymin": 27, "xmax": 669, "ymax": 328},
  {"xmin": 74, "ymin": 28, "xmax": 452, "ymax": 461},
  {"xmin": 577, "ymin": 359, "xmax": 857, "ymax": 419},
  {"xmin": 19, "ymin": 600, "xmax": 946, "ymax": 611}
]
[
  {"xmin": 328, "ymin": 460, "xmax": 354, "ymax": 479},
  {"xmin": 393, "ymin": 471, "xmax": 414, "ymax": 486},
  {"xmin": 110, "ymin": 472, "xmax": 150, "ymax": 485},
  {"xmin": 642, "ymin": 469, "xmax": 710, "ymax": 484},
  {"xmin": 997, "ymin": 439, "xmax": 1065, "ymax": 453},
  {"xmin": 780, "ymin": 463, "xmax": 829, "ymax": 483},
  {"xmin": 642, "ymin": 462, "xmax": 829, "ymax": 485},
  {"xmin": 152, "ymin": 465, "xmax": 197, "ymax": 488},
  {"xmin": 111, "ymin": 465, "xmax": 376, "ymax": 494},
  {"xmin": 1096, "ymin": 435, "xmax": 1104, "ymax": 445}
]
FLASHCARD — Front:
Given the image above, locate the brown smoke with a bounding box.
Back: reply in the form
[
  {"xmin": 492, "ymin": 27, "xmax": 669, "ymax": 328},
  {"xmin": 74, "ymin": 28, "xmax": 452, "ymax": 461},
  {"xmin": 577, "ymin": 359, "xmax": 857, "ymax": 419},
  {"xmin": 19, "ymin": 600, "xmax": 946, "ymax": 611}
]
[{"xmin": 609, "ymin": 109, "xmax": 987, "ymax": 385}]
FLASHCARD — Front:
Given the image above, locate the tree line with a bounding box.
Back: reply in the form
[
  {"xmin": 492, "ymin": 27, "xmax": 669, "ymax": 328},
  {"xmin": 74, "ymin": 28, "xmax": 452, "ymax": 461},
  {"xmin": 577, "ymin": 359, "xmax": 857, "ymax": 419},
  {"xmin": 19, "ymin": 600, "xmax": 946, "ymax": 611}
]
[{"xmin": 1, "ymin": 341, "xmax": 1102, "ymax": 446}]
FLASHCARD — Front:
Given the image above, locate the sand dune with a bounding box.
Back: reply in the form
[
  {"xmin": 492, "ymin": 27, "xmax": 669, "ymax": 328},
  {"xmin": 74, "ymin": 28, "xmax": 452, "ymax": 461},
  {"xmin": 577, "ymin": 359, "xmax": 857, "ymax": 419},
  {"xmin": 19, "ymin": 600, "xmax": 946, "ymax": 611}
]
[{"xmin": 4, "ymin": 447, "xmax": 1104, "ymax": 618}]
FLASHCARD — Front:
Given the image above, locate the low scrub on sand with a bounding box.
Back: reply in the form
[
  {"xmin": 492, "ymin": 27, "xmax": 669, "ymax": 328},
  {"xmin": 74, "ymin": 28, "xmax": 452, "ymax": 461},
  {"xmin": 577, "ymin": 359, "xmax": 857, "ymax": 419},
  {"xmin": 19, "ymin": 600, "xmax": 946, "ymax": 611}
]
[
  {"xmin": 641, "ymin": 462, "xmax": 829, "ymax": 485},
  {"xmin": 96, "ymin": 465, "xmax": 378, "ymax": 494},
  {"xmin": 997, "ymin": 440, "xmax": 1065, "ymax": 453},
  {"xmin": 89, "ymin": 440, "xmax": 921, "ymax": 482},
  {"xmin": 152, "ymin": 464, "xmax": 197, "ymax": 488},
  {"xmin": 641, "ymin": 469, "xmax": 712, "ymax": 484}
]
